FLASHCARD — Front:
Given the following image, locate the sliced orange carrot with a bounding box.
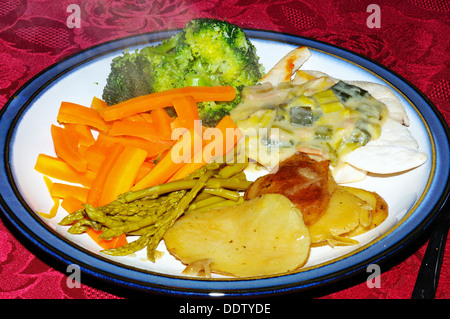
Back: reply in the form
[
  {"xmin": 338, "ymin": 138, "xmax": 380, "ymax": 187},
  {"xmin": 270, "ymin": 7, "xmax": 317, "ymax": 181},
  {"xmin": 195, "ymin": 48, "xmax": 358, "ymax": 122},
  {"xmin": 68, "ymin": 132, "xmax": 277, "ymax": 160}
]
[
  {"xmin": 131, "ymin": 152, "xmax": 181, "ymax": 191},
  {"xmin": 78, "ymin": 143, "xmax": 89, "ymax": 156},
  {"xmin": 121, "ymin": 114, "xmax": 147, "ymax": 122},
  {"xmin": 51, "ymin": 124, "xmax": 88, "ymax": 173},
  {"xmin": 131, "ymin": 129, "xmax": 202, "ymax": 191},
  {"xmin": 99, "ymin": 145, "xmax": 147, "ymax": 205},
  {"xmin": 90, "ymin": 96, "xmax": 108, "ymax": 111},
  {"xmin": 34, "ymin": 154, "xmax": 95, "ymax": 187},
  {"xmin": 202, "ymin": 115, "xmax": 242, "ymax": 161},
  {"xmin": 59, "ymin": 142, "xmax": 130, "ymax": 250},
  {"xmin": 86, "ymin": 143, "xmax": 125, "ymax": 207},
  {"xmin": 170, "ymin": 117, "xmax": 181, "ymax": 131},
  {"xmin": 150, "ymin": 108, "xmax": 173, "ymax": 140},
  {"xmin": 37, "ymin": 176, "xmax": 60, "ymax": 218},
  {"xmin": 217, "ymin": 115, "xmax": 242, "ymax": 152},
  {"xmin": 96, "ymin": 133, "xmax": 173, "ymax": 158},
  {"xmin": 51, "ymin": 183, "xmax": 89, "ymax": 203},
  {"xmin": 134, "ymin": 161, "xmax": 155, "ymax": 184},
  {"xmin": 100, "ymin": 86, "xmax": 236, "ymax": 121},
  {"xmin": 108, "ymin": 119, "xmax": 161, "ymax": 142},
  {"xmin": 58, "ymin": 101, "xmax": 110, "ymax": 132},
  {"xmin": 169, "ymin": 116, "xmax": 242, "ymax": 181},
  {"xmin": 172, "ymin": 95, "xmax": 199, "ymax": 131},
  {"xmin": 82, "ymin": 139, "xmax": 110, "ymax": 173},
  {"xmin": 61, "ymin": 195, "xmax": 85, "ymax": 213},
  {"xmin": 63, "ymin": 123, "xmax": 95, "ymax": 147},
  {"xmin": 139, "ymin": 112, "xmax": 154, "ymax": 123}
]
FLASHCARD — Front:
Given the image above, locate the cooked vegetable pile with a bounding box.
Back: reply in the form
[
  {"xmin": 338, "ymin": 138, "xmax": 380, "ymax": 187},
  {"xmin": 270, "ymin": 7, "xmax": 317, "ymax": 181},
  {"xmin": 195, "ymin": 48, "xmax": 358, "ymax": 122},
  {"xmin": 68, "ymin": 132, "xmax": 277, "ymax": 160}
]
[
  {"xmin": 59, "ymin": 161, "xmax": 251, "ymax": 261},
  {"xmin": 35, "ymin": 83, "xmax": 242, "ymax": 249},
  {"xmin": 102, "ymin": 18, "xmax": 264, "ymax": 127}
]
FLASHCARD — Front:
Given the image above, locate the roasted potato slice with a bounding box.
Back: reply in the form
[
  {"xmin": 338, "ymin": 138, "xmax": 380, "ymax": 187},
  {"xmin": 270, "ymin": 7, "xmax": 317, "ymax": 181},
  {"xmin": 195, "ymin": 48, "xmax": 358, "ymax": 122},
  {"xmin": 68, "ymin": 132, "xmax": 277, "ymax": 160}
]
[
  {"xmin": 341, "ymin": 186, "xmax": 388, "ymax": 237},
  {"xmin": 245, "ymin": 153, "xmax": 337, "ymax": 226},
  {"xmin": 164, "ymin": 194, "xmax": 310, "ymax": 277},
  {"xmin": 308, "ymin": 187, "xmax": 372, "ymax": 246}
]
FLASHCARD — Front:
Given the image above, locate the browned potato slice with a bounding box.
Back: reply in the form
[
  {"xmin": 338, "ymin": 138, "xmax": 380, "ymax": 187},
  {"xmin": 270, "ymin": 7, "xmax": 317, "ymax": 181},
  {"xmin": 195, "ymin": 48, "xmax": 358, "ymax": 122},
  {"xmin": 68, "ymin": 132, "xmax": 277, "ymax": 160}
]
[
  {"xmin": 244, "ymin": 153, "xmax": 336, "ymax": 227},
  {"xmin": 342, "ymin": 186, "xmax": 388, "ymax": 237},
  {"xmin": 371, "ymin": 192, "xmax": 389, "ymax": 228},
  {"xmin": 308, "ymin": 187, "xmax": 372, "ymax": 246},
  {"xmin": 342, "ymin": 186, "xmax": 377, "ymax": 209},
  {"xmin": 163, "ymin": 194, "xmax": 310, "ymax": 277}
]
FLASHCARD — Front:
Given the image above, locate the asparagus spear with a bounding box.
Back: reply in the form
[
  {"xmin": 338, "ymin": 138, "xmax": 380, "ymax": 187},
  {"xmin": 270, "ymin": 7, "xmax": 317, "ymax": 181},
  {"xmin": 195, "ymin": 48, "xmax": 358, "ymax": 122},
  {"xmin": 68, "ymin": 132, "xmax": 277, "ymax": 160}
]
[{"xmin": 58, "ymin": 160, "xmax": 252, "ymax": 261}]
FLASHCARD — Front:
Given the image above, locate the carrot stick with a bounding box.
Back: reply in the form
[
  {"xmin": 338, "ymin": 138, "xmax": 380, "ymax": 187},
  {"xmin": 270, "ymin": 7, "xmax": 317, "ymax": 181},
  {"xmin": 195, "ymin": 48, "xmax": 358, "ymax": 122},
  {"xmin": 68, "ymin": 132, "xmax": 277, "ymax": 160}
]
[
  {"xmin": 37, "ymin": 176, "xmax": 60, "ymax": 219},
  {"xmin": 131, "ymin": 129, "xmax": 202, "ymax": 191},
  {"xmin": 90, "ymin": 96, "xmax": 108, "ymax": 111},
  {"xmin": 51, "ymin": 183, "xmax": 89, "ymax": 203},
  {"xmin": 139, "ymin": 112, "xmax": 154, "ymax": 123},
  {"xmin": 78, "ymin": 143, "xmax": 89, "ymax": 156},
  {"xmin": 86, "ymin": 143, "xmax": 125, "ymax": 207},
  {"xmin": 61, "ymin": 195, "xmax": 84, "ymax": 213},
  {"xmin": 100, "ymin": 86, "xmax": 236, "ymax": 121},
  {"xmin": 108, "ymin": 119, "xmax": 161, "ymax": 142},
  {"xmin": 121, "ymin": 114, "xmax": 148, "ymax": 122},
  {"xmin": 84, "ymin": 142, "xmax": 128, "ymax": 250},
  {"xmin": 96, "ymin": 133, "xmax": 173, "ymax": 158},
  {"xmin": 131, "ymin": 151, "xmax": 182, "ymax": 191},
  {"xmin": 34, "ymin": 154, "xmax": 95, "ymax": 187},
  {"xmin": 89, "ymin": 144, "xmax": 144, "ymax": 248},
  {"xmin": 82, "ymin": 139, "xmax": 110, "ymax": 173},
  {"xmin": 202, "ymin": 115, "xmax": 242, "ymax": 161},
  {"xmin": 168, "ymin": 116, "xmax": 242, "ymax": 181},
  {"xmin": 58, "ymin": 101, "xmax": 110, "ymax": 132},
  {"xmin": 63, "ymin": 123, "xmax": 95, "ymax": 147},
  {"xmin": 51, "ymin": 124, "xmax": 88, "ymax": 172},
  {"xmin": 172, "ymin": 95, "xmax": 199, "ymax": 131},
  {"xmin": 150, "ymin": 108, "xmax": 173, "ymax": 140},
  {"xmin": 134, "ymin": 161, "xmax": 155, "ymax": 184},
  {"xmin": 99, "ymin": 146, "xmax": 148, "ymax": 205}
]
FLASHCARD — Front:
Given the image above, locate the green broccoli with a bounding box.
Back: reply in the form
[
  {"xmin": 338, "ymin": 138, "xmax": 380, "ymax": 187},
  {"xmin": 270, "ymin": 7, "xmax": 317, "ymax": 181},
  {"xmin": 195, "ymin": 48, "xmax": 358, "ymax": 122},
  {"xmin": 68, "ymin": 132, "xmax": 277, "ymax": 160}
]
[
  {"xmin": 139, "ymin": 32, "xmax": 194, "ymax": 93},
  {"xmin": 183, "ymin": 18, "xmax": 264, "ymax": 126},
  {"xmin": 102, "ymin": 32, "xmax": 191, "ymax": 106},
  {"xmin": 102, "ymin": 18, "xmax": 264, "ymax": 127},
  {"xmin": 101, "ymin": 50, "xmax": 154, "ymax": 106}
]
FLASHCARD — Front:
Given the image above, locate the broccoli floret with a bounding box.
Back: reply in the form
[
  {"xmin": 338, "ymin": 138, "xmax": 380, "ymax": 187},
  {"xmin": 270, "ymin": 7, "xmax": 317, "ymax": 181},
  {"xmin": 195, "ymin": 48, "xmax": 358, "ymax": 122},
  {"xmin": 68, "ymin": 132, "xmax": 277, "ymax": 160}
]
[
  {"xmin": 139, "ymin": 32, "xmax": 194, "ymax": 93},
  {"xmin": 184, "ymin": 18, "xmax": 263, "ymax": 88},
  {"xmin": 102, "ymin": 18, "xmax": 264, "ymax": 126},
  {"xmin": 183, "ymin": 18, "xmax": 264, "ymax": 126},
  {"xmin": 102, "ymin": 50, "xmax": 154, "ymax": 106},
  {"xmin": 102, "ymin": 33, "xmax": 190, "ymax": 105}
]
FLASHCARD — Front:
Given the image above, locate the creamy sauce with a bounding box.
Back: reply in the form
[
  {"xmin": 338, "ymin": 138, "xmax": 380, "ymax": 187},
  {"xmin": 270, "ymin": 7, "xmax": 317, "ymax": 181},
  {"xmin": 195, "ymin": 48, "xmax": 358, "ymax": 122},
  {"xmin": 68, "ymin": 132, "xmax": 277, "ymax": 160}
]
[{"xmin": 231, "ymin": 80, "xmax": 388, "ymax": 168}]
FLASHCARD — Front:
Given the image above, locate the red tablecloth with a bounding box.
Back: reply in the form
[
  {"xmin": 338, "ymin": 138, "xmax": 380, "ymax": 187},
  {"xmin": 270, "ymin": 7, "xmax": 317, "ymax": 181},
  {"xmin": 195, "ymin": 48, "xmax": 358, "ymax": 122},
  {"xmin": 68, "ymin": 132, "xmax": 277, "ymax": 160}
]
[{"xmin": 0, "ymin": 0, "xmax": 449, "ymax": 300}]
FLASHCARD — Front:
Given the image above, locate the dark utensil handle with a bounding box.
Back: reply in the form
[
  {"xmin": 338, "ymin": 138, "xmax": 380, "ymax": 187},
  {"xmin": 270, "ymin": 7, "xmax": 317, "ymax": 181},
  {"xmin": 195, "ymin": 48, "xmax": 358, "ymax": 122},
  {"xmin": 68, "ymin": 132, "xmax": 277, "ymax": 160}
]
[{"xmin": 411, "ymin": 196, "xmax": 450, "ymax": 299}]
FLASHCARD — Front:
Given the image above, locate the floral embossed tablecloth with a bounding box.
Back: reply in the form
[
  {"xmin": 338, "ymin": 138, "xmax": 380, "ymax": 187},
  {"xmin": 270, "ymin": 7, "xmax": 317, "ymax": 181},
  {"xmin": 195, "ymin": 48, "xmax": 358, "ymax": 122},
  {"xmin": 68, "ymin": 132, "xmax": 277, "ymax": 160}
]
[{"xmin": 0, "ymin": 0, "xmax": 449, "ymax": 300}]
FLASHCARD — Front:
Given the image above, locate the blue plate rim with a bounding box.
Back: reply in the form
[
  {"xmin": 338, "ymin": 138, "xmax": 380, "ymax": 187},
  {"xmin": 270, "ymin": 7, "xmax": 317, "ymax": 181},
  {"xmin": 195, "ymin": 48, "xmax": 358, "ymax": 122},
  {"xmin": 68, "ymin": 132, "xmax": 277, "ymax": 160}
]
[{"xmin": 0, "ymin": 28, "xmax": 449, "ymax": 297}]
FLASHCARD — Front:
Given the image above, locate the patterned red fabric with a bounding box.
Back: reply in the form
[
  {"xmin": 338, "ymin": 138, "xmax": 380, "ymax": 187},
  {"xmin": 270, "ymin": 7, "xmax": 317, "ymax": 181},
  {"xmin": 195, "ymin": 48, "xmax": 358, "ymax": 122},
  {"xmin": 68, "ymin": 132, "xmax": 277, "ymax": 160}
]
[{"xmin": 0, "ymin": 0, "xmax": 448, "ymax": 299}]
